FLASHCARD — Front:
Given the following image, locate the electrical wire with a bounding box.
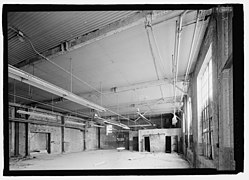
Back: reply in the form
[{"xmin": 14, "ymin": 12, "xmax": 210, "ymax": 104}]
[
  {"xmin": 9, "ymin": 25, "xmax": 103, "ymax": 95},
  {"xmin": 26, "ymin": 37, "xmax": 104, "ymax": 95},
  {"xmin": 9, "ymin": 26, "xmax": 134, "ymax": 122},
  {"xmin": 180, "ymin": 11, "xmax": 205, "ymax": 102},
  {"xmin": 8, "ymin": 93, "xmax": 91, "ymax": 119},
  {"xmin": 145, "ymin": 20, "xmax": 165, "ymax": 100}
]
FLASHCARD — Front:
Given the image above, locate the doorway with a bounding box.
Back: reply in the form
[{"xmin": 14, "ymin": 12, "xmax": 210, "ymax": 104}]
[
  {"xmin": 165, "ymin": 136, "xmax": 171, "ymax": 153},
  {"xmin": 133, "ymin": 137, "xmax": 138, "ymax": 151},
  {"xmin": 97, "ymin": 127, "xmax": 100, "ymax": 149},
  {"xmin": 144, "ymin": 136, "xmax": 150, "ymax": 152},
  {"xmin": 30, "ymin": 132, "xmax": 51, "ymax": 154}
]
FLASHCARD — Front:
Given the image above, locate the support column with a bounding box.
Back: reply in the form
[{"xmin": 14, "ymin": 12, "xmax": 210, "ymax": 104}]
[
  {"xmin": 25, "ymin": 122, "xmax": 30, "ymax": 156},
  {"xmin": 61, "ymin": 116, "xmax": 65, "ymax": 153},
  {"xmin": 14, "ymin": 122, "xmax": 19, "ymax": 156}
]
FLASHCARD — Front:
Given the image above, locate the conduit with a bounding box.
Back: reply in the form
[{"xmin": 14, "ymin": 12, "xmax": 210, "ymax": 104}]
[
  {"xmin": 172, "ymin": 11, "xmax": 187, "ymax": 122},
  {"xmin": 180, "ymin": 10, "xmax": 204, "ymax": 103},
  {"xmin": 9, "ymin": 64, "xmax": 106, "ymax": 112},
  {"xmin": 8, "ymin": 93, "xmax": 91, "ymax": 119},
  {"xmin": 8, "ymin": 26, "xmax": 103, "ymax": 95},
  {"xmin": 145, "ymin": 18, "xmax": 165, "ymax": 100},
  {"xmin": 184, "ymin": 10, "xmax": 200, "ymax": 86}
]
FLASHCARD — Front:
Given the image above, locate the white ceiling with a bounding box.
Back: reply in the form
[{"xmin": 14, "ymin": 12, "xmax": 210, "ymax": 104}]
[{"xmin": 8, "ymin": 10, "xmax": 210, "ymax": 119}]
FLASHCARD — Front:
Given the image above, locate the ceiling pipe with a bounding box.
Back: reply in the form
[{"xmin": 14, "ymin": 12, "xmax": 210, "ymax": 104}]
[
  {"xmin": 9, "ymin": 64, "xmax": 106, "ymax": 112},
  {"xmin": 94, "ymin": 114, "xmax": 130, "ymax": 130},
  {"xmin": 145, "ymin": 16, "xmax": 165, "ymax": 100},
  {"xmin": 180, "ymin": 11, "xmax": 203, "ymax": 104},
  {"xmin": 65, "ymin": 121, "xmax": 85, "ymax": 126},
  {"xmin": 184, "ymin": 10, "xmax": 200, "ymax": 89},
  {"xmin": 173, "ymin": 10, "xmax": 188, "ymax": 117}
]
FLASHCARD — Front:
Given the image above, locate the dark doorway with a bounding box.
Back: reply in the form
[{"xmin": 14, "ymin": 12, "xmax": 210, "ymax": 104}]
[
  {"xmin": 133, "ymin": 137, "xmax": 138, "ymax": 151},
  {"xmin": 165, "ymin": 136, "xmax": 171, "ymax": 153},
  {"xmin": 124, "ymin": 132, "xmax": 129, "ymax": 150},
  {"xmin": 144, "ymin": 136, "xmax": 150, "ymax": 152},
  {"xmin": 97, "ymin": 127, "xmax": 100, "ymax": 149},
  {"xmin": 47, "ymin": 133, "xmax": 51, "ymax": 154}
]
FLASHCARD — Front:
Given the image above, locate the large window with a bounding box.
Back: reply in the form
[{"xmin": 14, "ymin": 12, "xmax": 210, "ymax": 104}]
[
  {"xmin": 197, "ymin": 44, "xmax": 213, "ymax": 159},
  {"xmin": 187, "ymin": 97, "xmax": 193, "ymax": 151},
  {"xmin": 200, "ymin": 59, "xmax": 213, "ymax": 159}
]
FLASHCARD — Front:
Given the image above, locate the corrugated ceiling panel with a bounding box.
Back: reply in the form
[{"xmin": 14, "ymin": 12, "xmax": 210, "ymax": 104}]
[{"xmin": 8, "ymin": 11, "xmax": 138, "ymax": 65}]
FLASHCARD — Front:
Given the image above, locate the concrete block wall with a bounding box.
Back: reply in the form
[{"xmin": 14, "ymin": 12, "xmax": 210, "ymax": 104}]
[
  {"xmin": 9, "ymin": 122, "xmax": 15, "ymax": 157},
  {"xmin": 64, "ymin": 128, "xmax": 84, "ymax": 153},
  {"xmin": 30, "ymin": 124, "xmax": 62, "ymax": 154},
  {"xmin": 8, "ymin": 104, "xmax": 106, "ymax": 157},
  {"xmin": 85, "ymin": 127, "xmax": 98, "ymax": 150},
  {"xmin": 138, "ymin": 128, "xmax": 181, "ymax": 153},
  {"xmin": 182, "ymin": 7, "xmax": 234, "ymax": 170},
  {"xmin": 18, "ymin": 123, "xmax": 26, "ymax": 156},
  {"xmin": 30, "ymin": 132, "xmax": 48, "ymax": 152}
]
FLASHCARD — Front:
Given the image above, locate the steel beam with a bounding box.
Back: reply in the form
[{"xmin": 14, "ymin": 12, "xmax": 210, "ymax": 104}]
[
  {"xmin": 25, "ymin": 77, "xmax": 185, "ymax": 108},
  {"xmin": 14, "ymin": 10, "xmax": 188, "ymax": 68}
]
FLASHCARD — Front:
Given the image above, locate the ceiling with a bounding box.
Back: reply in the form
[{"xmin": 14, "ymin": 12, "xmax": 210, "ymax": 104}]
[{"xmin": 7, "ymin": 9, "xmax": 211, "ymax": 121}]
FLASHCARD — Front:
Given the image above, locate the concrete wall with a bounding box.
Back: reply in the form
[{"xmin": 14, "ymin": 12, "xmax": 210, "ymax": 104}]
[
  {"xmin": 30, "ymin": 132, "xmax": 48, "ymax": 152},
  {"xmin": 85, "ymin": 127, "xmax": 98, "ymax": 150},
  {"xmin": 129, "ymin": 131, "xmax": 138, "ymax": 151},
  {"xmin": 64, "ymin": 128, "xmax": 84, "ymax": 153},
  {"xmin": 18, "ymin": 123, "xmax": 26, "ymax": 156},
  {"xmin": 182, "ymin": 7, "xmax": 234, "ymax": 170},
  {"xmin": 138, "ymin": 128, "xmax": 181, "ymax": 153},
  {"xmin": 9, "ymin": 122, "xmax": 15, "ymax": 157},
  {"xmin": 8, "ymin": 105, "xmax": 110, "ymax": 156},
  {"xmin": 100, "ymin": 127, "xmax": 118, "ymax": 149},
  {"xmin": 30, "ymin": 124, "xmax": 62, "ymax": 154}
]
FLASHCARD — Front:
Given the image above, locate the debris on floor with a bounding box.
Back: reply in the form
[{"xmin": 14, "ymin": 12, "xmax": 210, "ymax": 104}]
[
  {"xmin": 9, "ymin": 150, "xmax": 190, "ymax": 170},
  {"xmin": 94, "ymin": 161, "xmax": 106, "ymax": 166},
  {"xmin": 117, "ymin": 147, "xmax": 125, "ymax": 152}
]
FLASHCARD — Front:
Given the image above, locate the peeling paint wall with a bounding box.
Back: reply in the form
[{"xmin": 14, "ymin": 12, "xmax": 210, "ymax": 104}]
[
  {"xmin": 18, "ymin": 123, "xmax": 26, "ymax": 156},
  {"xmin": 138, "ymin": 128, "xmax": 181, "ymax": 153},
  {"xmin": 85, "ymin": 127, "xmax": 98, "ymax": 150},
  {"xmin": 64, "ymin": 128, "xmax": 84, "ymax": 153},
  {"xmin": 30, "ymin": 124, "xmax": 62, "ymax": 154}
]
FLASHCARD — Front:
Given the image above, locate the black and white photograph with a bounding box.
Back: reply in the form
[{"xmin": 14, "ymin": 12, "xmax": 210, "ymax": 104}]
[{"xmin": 1, "ymin": 2, "xmax": 245, "ymax": 177}]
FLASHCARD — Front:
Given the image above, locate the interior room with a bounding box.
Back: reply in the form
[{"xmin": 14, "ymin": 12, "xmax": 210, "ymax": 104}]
[{"xmin": 4, "ymin": 5, "xmax": 242, "ymax": 173}]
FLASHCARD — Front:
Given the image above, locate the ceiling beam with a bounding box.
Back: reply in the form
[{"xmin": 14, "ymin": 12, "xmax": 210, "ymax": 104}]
[
  {"xmin": 101, "ymin": 106, "xmax": 181, "ymax": 117},
  {"xmin": 110, "ymin": 75, "xmax": 185, "ymax": 93},
  {"xmin": 14, "ymin": 10, "xmax": 188, "ymax": 68},
  {"xmin": 15, "ymin": 11, "xmax": 153, "ymax": 68},
  {"xmin": 25, "ymin": 76, "xmax": 185, "ymax": 107},
  {"xmin": 9, "ymin": 64, "xmax": 106, "ymax": 112},
  {"xmin": 104, "ymin": 96, "xmax": 182, "ymax": 110}
]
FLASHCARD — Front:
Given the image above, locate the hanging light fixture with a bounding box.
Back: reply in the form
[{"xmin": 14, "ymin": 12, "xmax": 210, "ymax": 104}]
[{"xmin": 8, "ymin": 65, "xmax": 106, "ymax": 112}]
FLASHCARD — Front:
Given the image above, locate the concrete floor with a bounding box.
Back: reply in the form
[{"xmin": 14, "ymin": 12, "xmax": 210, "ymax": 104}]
[{"xmin": 9, "ymin": 150, "xmax": 190, "ymax": 170}]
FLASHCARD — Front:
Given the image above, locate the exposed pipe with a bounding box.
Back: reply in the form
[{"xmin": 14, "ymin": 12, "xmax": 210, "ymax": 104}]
[
  {"xmin": 8, "ymin": 93, "xmax": 91, "ymax": 119},
  {"xmin": 180, "ymin": 10, "xmax": 204, "ymax": 103},
  {"xmin": 8, "ymin": 26, "xmax": 104, "ymax": 95},
  {"xmin": 173, "ymin": 10, "xmax": 188, "ymax": 115},
  {"xmin": 184, "ymin": 10, "xmax": 200, "ymax": 85},
  {"xmin": 145, "ymin": 18, "xmax": 165, "ymax": 100}
]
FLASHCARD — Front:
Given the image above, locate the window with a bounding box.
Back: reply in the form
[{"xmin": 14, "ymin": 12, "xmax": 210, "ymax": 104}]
[
  {"xmin": 200, "ymin": 59, "xmax": 213, "ymax": 159},
  {"xmin": 187, "ymin": 97, "xmax": 193, "ymax": 151},
  {"xmin": 197, "ymin": 44, "xmax": 213, "ymax": 159}
]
